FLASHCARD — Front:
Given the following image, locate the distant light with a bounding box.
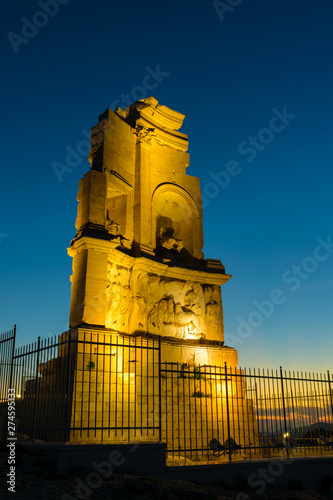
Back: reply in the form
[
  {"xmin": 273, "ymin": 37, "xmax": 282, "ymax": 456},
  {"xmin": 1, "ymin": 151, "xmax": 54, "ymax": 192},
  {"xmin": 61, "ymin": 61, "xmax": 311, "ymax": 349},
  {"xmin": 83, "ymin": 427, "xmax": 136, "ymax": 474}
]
[
  {"xmin": 16, "ymin": 394, "xmax": 21, "ymax": 398},
  {"xmin": 283, "ymin": 432, "xmax": 289, "ymax": 438}
]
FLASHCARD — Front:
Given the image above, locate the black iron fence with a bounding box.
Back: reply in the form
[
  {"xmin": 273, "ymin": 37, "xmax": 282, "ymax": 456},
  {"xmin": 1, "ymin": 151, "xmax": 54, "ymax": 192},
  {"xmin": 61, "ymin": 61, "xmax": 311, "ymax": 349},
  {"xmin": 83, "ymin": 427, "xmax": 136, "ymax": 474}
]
[
  {"xmin": 0, "ymin": 325, "xmax": 16, "ymax": 404},
  {"xmin": 1, "ymin": 326, "xmax": 332, "ymax": 464},
  {"xmin": 161, "ymin": 363, "xmax": 333, "ymax": 464}
]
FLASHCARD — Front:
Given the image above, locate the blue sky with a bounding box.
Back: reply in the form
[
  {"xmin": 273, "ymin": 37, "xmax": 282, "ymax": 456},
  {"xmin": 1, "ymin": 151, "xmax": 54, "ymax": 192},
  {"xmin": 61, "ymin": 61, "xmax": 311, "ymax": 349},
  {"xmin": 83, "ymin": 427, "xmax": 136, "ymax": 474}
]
[{"xmin": 1, "ymin": 0, "xmax": 332, "ymax": 373}]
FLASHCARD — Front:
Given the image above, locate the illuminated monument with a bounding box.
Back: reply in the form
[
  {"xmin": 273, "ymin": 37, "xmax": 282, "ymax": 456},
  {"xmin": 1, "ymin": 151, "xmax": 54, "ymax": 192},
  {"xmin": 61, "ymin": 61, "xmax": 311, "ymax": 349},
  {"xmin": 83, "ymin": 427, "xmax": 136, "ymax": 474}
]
[
  {"xmin": 68, "ymin": 96, "xmax": 238, "ymax": 368},
  {"xmin": 17, "ymin": 98, "xmax": 257, "ymax": 455}
]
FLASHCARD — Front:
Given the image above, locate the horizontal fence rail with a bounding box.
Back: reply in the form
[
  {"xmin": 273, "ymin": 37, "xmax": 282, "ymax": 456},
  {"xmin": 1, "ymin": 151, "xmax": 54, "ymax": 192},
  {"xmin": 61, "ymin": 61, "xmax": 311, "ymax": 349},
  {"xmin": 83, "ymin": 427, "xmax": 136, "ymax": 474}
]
[{"xmin": 0, "ymin": 327, "xmax": 332, "ymax": 464}]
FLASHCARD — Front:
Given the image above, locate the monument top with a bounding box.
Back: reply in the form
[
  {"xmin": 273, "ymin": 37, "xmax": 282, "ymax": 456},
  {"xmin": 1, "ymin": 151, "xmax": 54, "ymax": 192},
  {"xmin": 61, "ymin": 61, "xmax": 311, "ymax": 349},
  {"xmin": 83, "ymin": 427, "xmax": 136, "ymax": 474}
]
[
  {"xmin": 95, "ymin": 97, "xmax": 189, "ymax": 155},
  {"xmin": 114, "ymin": 96, "xmax": 186, "ymax": 132}
]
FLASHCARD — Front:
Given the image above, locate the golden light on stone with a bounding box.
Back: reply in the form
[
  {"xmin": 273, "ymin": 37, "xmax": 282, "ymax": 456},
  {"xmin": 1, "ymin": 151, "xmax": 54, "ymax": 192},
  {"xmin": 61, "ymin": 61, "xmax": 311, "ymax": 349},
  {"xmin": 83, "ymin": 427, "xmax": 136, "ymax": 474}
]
[
  {"xmin": 68, "ymin": 96, "xmax": 237, "ymax": 365},
  {"xmin": 63, "ymin": 97, "xmax": 257, "ymax": 447}
]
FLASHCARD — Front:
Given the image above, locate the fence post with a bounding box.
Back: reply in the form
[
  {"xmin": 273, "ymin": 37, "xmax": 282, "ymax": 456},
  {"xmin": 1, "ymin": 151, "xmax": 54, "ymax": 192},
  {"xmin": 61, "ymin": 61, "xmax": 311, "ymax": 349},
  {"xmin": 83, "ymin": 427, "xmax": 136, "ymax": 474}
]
[
  {"xmin": 32, "ymin": 337, "xmax": 41, "ymax": 443},
  {"xmin": 280, "ymin": 366, "xmax": 289, "ymax": 459},
  {"xmin": 327, "ymin": 371, "xmax": 333, "ymax": 421},
  {"xmin": 158, "ymin": 335, "xmax": 162, "ymax": 443},
  {"xmin": 224, "ymin": 362, "xmax": 232, "ymax": 461},
  {"xmin": 8, "ymin": 325, "xmax": 17, "ymax": 392},
  {"xmin": 64, "ymin": 329, "xmax": 72, "ymax": 442}
]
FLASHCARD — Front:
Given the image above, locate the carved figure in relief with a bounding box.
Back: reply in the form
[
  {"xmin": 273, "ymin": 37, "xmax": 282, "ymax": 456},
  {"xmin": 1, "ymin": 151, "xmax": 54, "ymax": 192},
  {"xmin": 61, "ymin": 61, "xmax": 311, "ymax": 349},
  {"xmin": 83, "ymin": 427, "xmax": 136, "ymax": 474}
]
[
  {"xmin": 159, "ymin": 225, "xmax": 184, "ymax": 252},
  {"xmin": 106, "ymin": 219, "xmax": 120, "ymax": 236},
  {"xmin": 204, "ymin": 285, "xmax": 222, "ymax": 337},
  {"xmin": 106, "ymin": 211, "xmax": 129, "ymax": 246},
  {"xmin": 206, "ymin": 300, "xmax": 220, "ymax": 327},
  {"xmin": 106, "ymin": 263, "xmax": 132, "ymax": 331},
  {"xmin": 147, "ymin": 286, "xmax": 204, "ymax": 339},
  {"xmin": 174, "ymin": 303, "xmax": 201, "ymax": 339},
  {"xmin": 149, "ymin": 296, "xmax": 175, "ymax": 330},
  {"xmin": 130, "ymin": 272, "xmax": 148, "ymax": 331}
]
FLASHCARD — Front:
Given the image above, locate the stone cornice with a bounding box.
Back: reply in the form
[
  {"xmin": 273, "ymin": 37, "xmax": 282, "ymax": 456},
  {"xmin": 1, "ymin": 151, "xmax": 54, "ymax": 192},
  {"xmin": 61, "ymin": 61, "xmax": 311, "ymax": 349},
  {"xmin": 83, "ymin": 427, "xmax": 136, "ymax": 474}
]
[
  {"xmin": 135, "ymin": 117, "xmax": 188, "ymax": 152},
  {"xmin": 68, "ymin": 237, "xmax": 231, "ymax": 286},
  {"xmin": 131, "ymin": 96, "xmax": 185, "ymax": 131}
]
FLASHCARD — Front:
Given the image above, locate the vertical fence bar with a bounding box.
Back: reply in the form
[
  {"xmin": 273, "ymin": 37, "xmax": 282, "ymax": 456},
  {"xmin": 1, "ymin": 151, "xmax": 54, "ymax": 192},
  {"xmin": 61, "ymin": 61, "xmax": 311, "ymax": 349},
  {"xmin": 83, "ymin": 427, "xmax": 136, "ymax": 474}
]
[
  {"xmin": 304, "ymin": 371, "xmax": 314, "ymax": 452},
  {"xmin": 297, "ymin": 371, "xmax": 307, "ymax": 457},
  {"xmin": 38, "ymin": 338, "xmax": 45, "ymax": 440},
  {"xmin": 280, "ymin": 366, "xmax": 289, "ymax": 458},
  {"xmin": 158, "ymin": 336, "xmax": 162, "ymax": 443},
  {"xmin": 20, "ymin": 345, "xmax": 27, "ymax": 438},
  {"xmin": 245, "ymin": 368, "xmax": 252, "ymax": 459},
  {"xmin": 182, "ymin": 362, "xmax": 186, "ymax": 460},
  {"xmin": 328, "ymin": 371, "xmax": 333, "ymax": 421},
  {"xmin": 193, "ymin": 366, "xmax": 197, "ymax": 458},
  {"xmin": 204, "ymin": 366, "xmax": 209, "ymax": 460},
  {"xmin": 101, "ymin": 333, "xmax": 105, "ymax": 443},
  {"xmin": 235, "ymin": 368, "xmax": 241, "ymax": 455},
  {"xmin": 171, "ymin": 360, "xmax": 174, "ymax": 456},
  {"xmin": 293, "ymin": 371, "xmax": 301, "ymax": 456},
  {"xmin": 4, "ymin": 326, "xmax": 17, "ymax": 441},
  {"xmin": 165, "ymin": 362, "xmax": 168, "ymax": 455},
  {"xmin": 208, "ymin": 366, "xmax": 213, "ymax": 461},
  {"xmin": 120, "ymin": 336, "xmax": 125, "ymax": 437},
  {"xmin": 251, "ymin": 369, "xmax": 257, "ymax": 457},
  {"xmin": 32, "ymin": 337, "xmax": 41, "ymax": 442},
  {"xmin": 146, "ymin": 337, "xmax": 149, "ymax": 438},
  {"xmin": 64, "ymin": 329, "xmax": 72, "ymax": 442},
  {"xmin": 177, "ymin": 362, "xmax": 180, "ymax": 458},
  {"xmin": 224, "ymin": 362, "xmax": 231, "ymax": 461},
  {"xmin": 188, "ymin": 364, "xmax": 192, "ymax": 460},
  {"xmin": 254, "ymin": 380, "xmax": 259, "ymax": 456},
  {"xmin": 230, "ymin": 365, "xmax": 236, "ymax": 456},
  {"xmin": 313, "ymin": 380, "xmax": 322, "ymax": 456},
  {"xmin": 213, "ymin": 366, "xmax": 218, "ymax": 460},
  {"xmin": 320, "ymin": 372, "xmax": 329, "ymax": 446},
  {"xmin": 95, "ymin": 333, "xmax": 99, "ymax": 440},
  {"xmin": 8, "ymin": 325, "xmax": 17, "ymax": 393},
  {"xmin": 127, "ymin": 337, "xmax": 130, "ymax": 442},
  {"xmin": 134, "ymin": 336, "xmax": 137, "ymax": 441}
]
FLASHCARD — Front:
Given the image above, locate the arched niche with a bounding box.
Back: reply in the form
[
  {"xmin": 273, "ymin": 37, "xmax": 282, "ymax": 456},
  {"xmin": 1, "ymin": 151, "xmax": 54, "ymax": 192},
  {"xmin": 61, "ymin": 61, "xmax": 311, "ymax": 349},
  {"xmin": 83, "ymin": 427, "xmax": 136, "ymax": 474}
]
[{"xmin": 151, "ymin": 183, "xmax": 203, "ymax": 262}]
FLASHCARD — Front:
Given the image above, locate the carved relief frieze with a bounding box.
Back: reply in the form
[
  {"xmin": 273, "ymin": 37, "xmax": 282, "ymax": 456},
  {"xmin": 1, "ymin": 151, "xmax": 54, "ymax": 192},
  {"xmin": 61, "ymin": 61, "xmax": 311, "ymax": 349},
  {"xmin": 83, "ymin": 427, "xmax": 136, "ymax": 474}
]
[{"xmin": 105, "ymin": 256, "xmax": 223, "ymax": 341}]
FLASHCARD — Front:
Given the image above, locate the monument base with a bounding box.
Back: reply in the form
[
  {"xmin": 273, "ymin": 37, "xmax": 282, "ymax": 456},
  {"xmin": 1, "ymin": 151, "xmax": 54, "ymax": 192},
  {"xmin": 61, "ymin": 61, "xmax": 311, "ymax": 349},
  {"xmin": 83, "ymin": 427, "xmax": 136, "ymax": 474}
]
[{"xmin": 17, "ymin": 326, "xmax": 257, "ymax": 460}]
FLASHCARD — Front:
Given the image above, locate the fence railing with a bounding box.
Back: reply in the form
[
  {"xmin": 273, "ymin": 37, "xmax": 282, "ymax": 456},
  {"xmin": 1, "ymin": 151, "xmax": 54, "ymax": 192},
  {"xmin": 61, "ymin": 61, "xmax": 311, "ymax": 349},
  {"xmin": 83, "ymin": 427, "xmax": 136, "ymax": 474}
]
[
  {"xmin": 0, "ymin": 325, "xmax": 16, "ymax": 404},
  {"xmin": 0, "ymin": 326, "xmax": 332, "ymax": 464},
  {"xmin": 160, "ymin": 363, "xmax": 333, "ymax": 464}
]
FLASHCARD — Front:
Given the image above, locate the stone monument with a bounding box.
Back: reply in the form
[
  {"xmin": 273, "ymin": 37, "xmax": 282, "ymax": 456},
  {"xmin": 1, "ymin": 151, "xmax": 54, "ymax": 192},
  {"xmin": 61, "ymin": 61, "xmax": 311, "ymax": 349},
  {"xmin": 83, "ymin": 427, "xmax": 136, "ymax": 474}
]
[
  {"xmin": 68, "ymin": 96, "xmax": 238, "ymax": 368},
  {"xmin": 17, "ymin": 98, "xmax": 258, "ymax": 456}
]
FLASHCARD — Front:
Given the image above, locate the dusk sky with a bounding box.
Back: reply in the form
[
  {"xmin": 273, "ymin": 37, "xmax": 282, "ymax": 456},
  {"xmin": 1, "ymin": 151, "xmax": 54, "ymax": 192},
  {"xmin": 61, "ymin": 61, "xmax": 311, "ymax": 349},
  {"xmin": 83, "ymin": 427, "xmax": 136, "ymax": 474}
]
[{"xmin": 1, "ymin": 0, "xmax": 332, "ymax": 373}]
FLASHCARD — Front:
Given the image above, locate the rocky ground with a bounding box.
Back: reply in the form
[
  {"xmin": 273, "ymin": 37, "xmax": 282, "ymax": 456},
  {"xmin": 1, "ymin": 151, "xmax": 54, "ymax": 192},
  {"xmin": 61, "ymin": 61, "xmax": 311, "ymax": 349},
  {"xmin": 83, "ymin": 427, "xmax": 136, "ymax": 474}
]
[{"xmin": 1, "ymin": 449, "xmax": 333, "ymax": 500}]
